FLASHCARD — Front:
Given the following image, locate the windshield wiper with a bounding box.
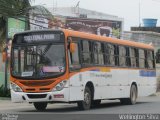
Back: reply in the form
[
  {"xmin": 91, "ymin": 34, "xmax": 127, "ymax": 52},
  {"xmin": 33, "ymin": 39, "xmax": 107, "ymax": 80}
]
[{"xmin": 42, "ymin": 44, "xmax": 52, "ymax": 55}]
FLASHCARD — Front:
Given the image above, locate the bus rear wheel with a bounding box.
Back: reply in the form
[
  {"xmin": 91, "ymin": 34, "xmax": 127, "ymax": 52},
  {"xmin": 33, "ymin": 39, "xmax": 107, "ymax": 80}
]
[
  {"xmin": 33, "ymin": 102, "xmax": 48, "ymax": 111},
  {"xmin": 77, "ymin": 86, "xmax": 91, "ymax": 110},
  {"xmin": 120, "ymin": 84, "xmax": 137, "ymax": 105}
]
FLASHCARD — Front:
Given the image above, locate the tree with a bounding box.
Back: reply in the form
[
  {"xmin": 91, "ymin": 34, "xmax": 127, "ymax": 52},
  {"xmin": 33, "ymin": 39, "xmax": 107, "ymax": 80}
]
[
  {"xmin": 0, "ymin": 0, "xmax": 53, "ymax": 51},
  {"xmin": 0, "ymin": 0, "xmax": 31, "ymax": 50}
]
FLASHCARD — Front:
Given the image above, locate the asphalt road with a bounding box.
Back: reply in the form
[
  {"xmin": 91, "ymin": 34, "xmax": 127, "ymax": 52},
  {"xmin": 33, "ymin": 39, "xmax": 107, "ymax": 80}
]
[{"xmin": 0, "ymin": 95, "xmax": 160, "ymax": 114}]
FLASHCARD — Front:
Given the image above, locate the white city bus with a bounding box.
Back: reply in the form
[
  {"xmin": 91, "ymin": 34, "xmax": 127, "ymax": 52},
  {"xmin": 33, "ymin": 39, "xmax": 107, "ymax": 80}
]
[{"xmin": 7, "ymin": 29, "xmax": 156, "ymax": 110}]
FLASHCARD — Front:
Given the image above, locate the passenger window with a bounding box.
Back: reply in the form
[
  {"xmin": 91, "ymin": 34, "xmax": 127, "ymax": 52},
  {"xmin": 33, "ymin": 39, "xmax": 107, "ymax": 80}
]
[
  {"xmin": 135, "ymin": 48, "xmax": 139, "ymax": 67},
  {"xmin": 139, "ymin": 49, "xmax": 145, "ymax": 68},
  {"xmin": 114, "ymin": 45, "xmax": 119, "ymax": 66},
  {"xmin": 147, "ymin": 50, "xmax": 154, "ymax": 69},
  {"xmin": 119, "ymin": 46, "xmax": 126, "ymax": 67},
  {"xmin": 125, "ymin": 47, "xmax": 131, "ymax": 67},
  {"xmin": 105, "ymin": 44, "xmax": 115, "ymax": 66},
  {"xmin": 130, "ymin": 48, "xmax": 136, "ymax": 67},
  {"xmin": 81, "ymin": 40, "xmax": 92, "ymax": 65},
  {"xmin": 93, "ymin": 42, "xmax": 98, "ymax": 64},
  {"xmin": 93, "ymin": 42, "xmax": 104, "ymax": 65}
]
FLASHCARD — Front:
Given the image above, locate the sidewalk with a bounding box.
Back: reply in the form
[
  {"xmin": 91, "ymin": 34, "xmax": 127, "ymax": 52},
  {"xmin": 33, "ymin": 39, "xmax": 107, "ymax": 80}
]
[
  {"xmin": 155, "ymin": 92, "xmax": 160, "ymax": 96},
  {"xmin": 0, "ymin": 97, "xmax": 10, "ymax": 100}
]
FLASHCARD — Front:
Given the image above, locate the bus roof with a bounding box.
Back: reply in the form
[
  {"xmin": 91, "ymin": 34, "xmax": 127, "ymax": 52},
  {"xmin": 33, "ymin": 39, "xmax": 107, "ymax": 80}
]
[
  {"xmin": 13, "ymin": 29, "xmax": 154, "ymax": 50},
  {"xmin": 63, "ymin": 29, "xmax": 154, "ymax": 50}
]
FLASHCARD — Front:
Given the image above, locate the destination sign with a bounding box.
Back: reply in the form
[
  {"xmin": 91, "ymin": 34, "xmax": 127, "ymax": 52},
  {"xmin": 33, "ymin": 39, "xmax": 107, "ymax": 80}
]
[
  {"xmin": 23, "ymin": 34, "xmax": 60, "ymax": 43},
  {"xmin": 13, "ymin": 32, "xmax": 63, "ymax": 44}
]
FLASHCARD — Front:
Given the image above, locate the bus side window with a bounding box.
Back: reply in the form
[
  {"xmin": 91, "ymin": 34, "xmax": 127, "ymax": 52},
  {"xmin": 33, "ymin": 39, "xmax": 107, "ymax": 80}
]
[
  {"xmin": 69, "ymin": 39, "xmax": 81, "ymax": 71},
  {"xmin": 130, "ymin": 48, "xmax": 136, "ymax": 68},
  {"xmin": 135, "ymin": 48, "xmax": 139, "ymax": 67},
  {"xmin": 81, "ymin": 40, "xmax": 92, "ymax": 65},
  {"xmin": 104, "ymin": 43, "xmax": 110, "ymax": 65},
  {"xmin": 119, "ymin": 46, "xmax": 126, "ymax": 67},
  {"xmin": 93, "ymin": 42, "xmax": 98, "ymax": 64},
  {"xmin": 144, "ymin": 50, "xmax": 149, "ymax": 68},
  {"xmin": 125, "ymin": 47, "xmax": 131, "ymax": 67},
  {"xmin": 147, "ymin": 50, "xmax": 154, "ymax": 69},
  {"xmin": 105, "ymin": 43, "xmax": 115, "ymax": 66},
  {"xmin": 114, "ymin": 45, "xmax": 119, "ymax": 66},
  {"xmin": 152, "ymin": 51, "xmax": 156, "ymax": 68},
  {"xmin": 101, "ymin": 43, "xmax": 105, "ymax": 65},
  {"xmin": 93, "ymin": 42, "xmax": 104, "ymax": 65},
  {"xmin": 139, "ymin": 49, "xmax": 145, "ymax": 68}
]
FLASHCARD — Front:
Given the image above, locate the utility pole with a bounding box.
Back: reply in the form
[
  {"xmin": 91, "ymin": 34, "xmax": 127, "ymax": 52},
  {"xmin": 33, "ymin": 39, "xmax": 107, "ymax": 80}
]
[
  {"xmin": 139, "ymin": 0, "xmax": 141, "ymax": 27},
  {"xmin": 53, "ymin": 0, "xmax": 54, "ymax": 15},
  {"xmin": 75, "ymin": 1, "xmax": 80, "ymax": 17},
  {"xmin": 4, "ymin": 40, "xmax": 9, "ymax": 92},
  {"xmin": 4, "ymin": 44, "xmax": 8, "ymax": 92}
]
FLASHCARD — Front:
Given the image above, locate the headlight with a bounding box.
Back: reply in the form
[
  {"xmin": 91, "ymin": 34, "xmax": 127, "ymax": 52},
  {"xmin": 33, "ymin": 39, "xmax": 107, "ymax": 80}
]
[
  {"xmin": 10, "ymin": 83, "xmax": 22, "ymax": 92},
  {"xmin": 52, "ymin": 80, "xmax": 68, "ymax": 91}
]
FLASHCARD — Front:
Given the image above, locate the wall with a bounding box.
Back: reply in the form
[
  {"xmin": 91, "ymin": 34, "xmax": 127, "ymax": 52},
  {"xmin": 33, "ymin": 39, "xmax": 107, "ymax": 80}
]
[
  {"xmin": 123, "ymin": 31, "xmax": 160, "ymax": 50},
  {"xmin": 0, "ymin": 53, "xmax": 9, "ymax": 88},
  {"xmin": 0, "ymin": 53, "xmax": 4, "ymax": 87}
]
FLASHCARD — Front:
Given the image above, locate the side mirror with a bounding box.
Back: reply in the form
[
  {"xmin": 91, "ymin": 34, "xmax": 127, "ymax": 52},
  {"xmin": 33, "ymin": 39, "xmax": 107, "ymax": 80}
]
[
  {"xmin": 70, "ymin": 42, "xmax": 76, "ymax": 53},
  {"xmin": 2, "ymin": 51, "xmax": 7, "ymax": 62}
]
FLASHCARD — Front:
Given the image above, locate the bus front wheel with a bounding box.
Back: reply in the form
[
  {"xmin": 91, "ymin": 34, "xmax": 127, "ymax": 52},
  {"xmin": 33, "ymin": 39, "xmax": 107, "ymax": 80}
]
[
  {"xmin": 120, "ymin": 84, "xmax": 137, "ymax": 105},
  {"xmin": 33, "ymin": 102, "xmax": 48, "ymax": 111},
  {"xmin": 77, "ymin": 86, "xmax": 92, "ymax": 110}
]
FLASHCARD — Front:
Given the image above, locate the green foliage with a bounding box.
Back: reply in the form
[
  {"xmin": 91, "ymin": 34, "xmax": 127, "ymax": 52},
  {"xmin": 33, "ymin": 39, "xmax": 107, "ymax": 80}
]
[
  {"xmin": 112, "ymin": 28, "xmax": 120, "ymax": 38},
  {"xmin": 0, "ymin": 17, "xmax": 6, "ymax": 51},
  {"xmin": 0, "ymin": 0, "xmax": 53, "ymax": 52},
  {"xmin": 0, "ymin": 0, "xmax": 32, "ymax": 51},
  {"xmin": 0, "ymin": 85, "xmax": 10, "ymax": 97},
  {"xmin": 0, "ymin": 0, "xmax": 31, "ymax": 16}
]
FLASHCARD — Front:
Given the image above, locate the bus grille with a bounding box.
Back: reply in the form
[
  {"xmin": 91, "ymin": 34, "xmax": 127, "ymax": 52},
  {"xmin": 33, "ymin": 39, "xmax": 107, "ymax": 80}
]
[
  {"xmin": 27, "ymin": 94, "xmax": 47, "ymax": 99},
  {"xmin": 20, "ymin": 80, "xmax": 54, "ymax": 87}
]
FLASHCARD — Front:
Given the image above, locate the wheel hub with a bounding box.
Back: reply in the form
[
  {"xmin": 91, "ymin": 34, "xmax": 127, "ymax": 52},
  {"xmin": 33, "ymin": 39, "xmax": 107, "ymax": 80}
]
[{"xmin": 84, "ymin": 92, "xmax": 90, "ymax": 105}]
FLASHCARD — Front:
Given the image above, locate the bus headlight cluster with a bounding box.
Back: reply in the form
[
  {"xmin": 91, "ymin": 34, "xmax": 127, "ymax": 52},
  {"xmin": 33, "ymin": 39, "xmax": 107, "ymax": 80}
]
[
  {"xmin": 10, "ymin": 82, "xmax": 22, "ymax": 92},
  {"xmin": 52, "ymin": 80, "xmax": 68, "ymax": 91}
]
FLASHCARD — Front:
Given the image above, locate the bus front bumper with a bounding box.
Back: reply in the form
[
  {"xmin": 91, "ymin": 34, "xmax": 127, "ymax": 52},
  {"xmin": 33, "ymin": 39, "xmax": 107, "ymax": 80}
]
[{"xmin": 10, "ymin": 88, "xmax": 69, "ymax": 103}]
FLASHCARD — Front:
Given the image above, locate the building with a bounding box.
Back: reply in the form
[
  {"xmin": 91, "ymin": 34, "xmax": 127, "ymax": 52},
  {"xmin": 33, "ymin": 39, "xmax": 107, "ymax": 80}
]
[
  {"xmin": 48, "ymin": 7, "xmax": 123, "ymax": 21},
  {"xmin": 123, "ymin": 31, "xmax": 160, "ymax": 50},
  {"xmin": 47, "ymin": 7, "xmax": 124, "ymax": 38},
  {"xmin": 123, "ymin": 18, "xmax": 160, "ymax": 50}
]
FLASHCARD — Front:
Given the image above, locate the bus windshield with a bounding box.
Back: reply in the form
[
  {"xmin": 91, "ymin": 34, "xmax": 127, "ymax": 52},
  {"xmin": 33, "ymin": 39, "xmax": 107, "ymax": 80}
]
[{"xmin": 11, "ymin": 43, "xmax": 65, "ymax": 79}]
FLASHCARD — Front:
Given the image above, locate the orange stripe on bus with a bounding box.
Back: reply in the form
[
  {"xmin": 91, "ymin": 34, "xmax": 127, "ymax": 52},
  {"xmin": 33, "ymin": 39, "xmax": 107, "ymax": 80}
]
[{"xmin": 62, "ymin": 29, "xmax": 154, "ymax": 50}]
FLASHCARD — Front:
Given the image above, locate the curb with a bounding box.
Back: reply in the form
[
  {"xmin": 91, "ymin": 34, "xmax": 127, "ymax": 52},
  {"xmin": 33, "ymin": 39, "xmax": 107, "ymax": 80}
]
[
  {"xmin": 155, "ymin": 92, "xmax": 160, "ymax": 96},
  {"xmin": 150, "ymin": 92, "xmax": 160, "ymax": 96}
]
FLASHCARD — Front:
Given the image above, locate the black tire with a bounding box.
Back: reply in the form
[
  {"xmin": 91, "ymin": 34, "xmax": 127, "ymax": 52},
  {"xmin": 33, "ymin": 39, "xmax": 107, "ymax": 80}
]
[
  {"xmin": 33, "ymin": 102, "xmax": 47, "ymax": 111},
  {"xmin": 91, "ymin": 100, "xmax": 101, "ymax": 107},
  {"xmin": 77, "ymin": 86, "xmax": 92, "ymax": 110},
  {"xmin": 120, "ymin": 84, "xmax": 137, "ymax": 105}
]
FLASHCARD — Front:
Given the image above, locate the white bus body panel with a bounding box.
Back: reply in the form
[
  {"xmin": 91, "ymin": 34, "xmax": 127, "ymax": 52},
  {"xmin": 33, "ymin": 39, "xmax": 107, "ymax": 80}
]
[
  {"xmin": 11, "ymin": 68, "xmax": 156, "ymax": 103},
  {"xmin": 68, "ymin": 68, "xmax": 156, "ymax": 101}
]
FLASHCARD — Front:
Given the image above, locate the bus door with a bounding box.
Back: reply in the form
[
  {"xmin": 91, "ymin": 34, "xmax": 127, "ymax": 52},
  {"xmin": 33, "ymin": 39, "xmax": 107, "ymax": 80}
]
[{"xmin": 68, "ymin": 39, "xmax": 83, "ymax": 101}]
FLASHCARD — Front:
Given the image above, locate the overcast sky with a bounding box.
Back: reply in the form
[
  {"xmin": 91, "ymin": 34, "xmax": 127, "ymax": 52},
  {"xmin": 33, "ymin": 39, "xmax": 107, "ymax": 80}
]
[{"xmin": 32, "ymin": 0, "xmax": 160, "ymax": 30}]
